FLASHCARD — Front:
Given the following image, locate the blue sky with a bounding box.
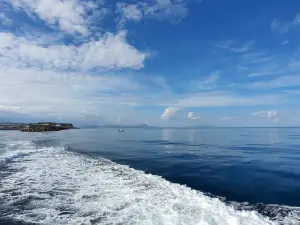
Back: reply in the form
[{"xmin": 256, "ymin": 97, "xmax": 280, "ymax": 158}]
[{"xmin": 0, "ymin": 0, "xmax": 300, "ymax": 126}]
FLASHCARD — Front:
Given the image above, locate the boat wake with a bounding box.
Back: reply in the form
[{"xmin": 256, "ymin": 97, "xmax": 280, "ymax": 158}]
[{"xmin": 0, "ymin": 141, "xmax": 299, "ymax": 225}]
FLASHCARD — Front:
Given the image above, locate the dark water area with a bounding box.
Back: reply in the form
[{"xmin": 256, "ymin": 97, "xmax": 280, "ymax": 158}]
[
  {"xmin": 59, "ymin": 128, "xmax": 300, "ymax": 206},
  {"xmin": 1, "ymin": 128, "xmax": 300, "ymax": 224}
]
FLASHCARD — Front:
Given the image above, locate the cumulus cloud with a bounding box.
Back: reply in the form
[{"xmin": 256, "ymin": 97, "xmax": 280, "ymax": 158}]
[
  {"xmin": 3, "ymin": 0, "xmax": 292, "ymax": 126},
  {"xmin": 0, "ymin": 0, "xmax": 201, "ymax": 125},
  {"xmin": 0, "ymin": 0, "xmax": 192, "ymax": 73},
  {"xmin": 0, "ymin": 31, "xmax": 148, "ymax": 71},
  {"xmin": 187, "ymin": 112, "xmax": 200, "ymax": 120},
  {"xmin": 161, "ymin": 107, "xmax": 180, "ymax": 120},
  {"xmin": 6, "ymin": 0, "xmax": 96, "ymax": 35},
  {"xmin": 252, "ymin": 110, "xmax": 279, "ymax": 122},
  {"xmin": 116, "ymin": 3, "xmax": 143, "ymax": 25}
]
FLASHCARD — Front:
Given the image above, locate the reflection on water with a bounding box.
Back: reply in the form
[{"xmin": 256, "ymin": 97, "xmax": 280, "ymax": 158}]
[
  {"xmin": 268, "ymin": 128, "xmax": 280, "ymax": 145},
  {"xmin": 187, "ymin": 129, "xmax": 197, "ymax": 144},
  {"xmin": 161, "ymin": 129, "xmax": 174, "ymax": 150}
]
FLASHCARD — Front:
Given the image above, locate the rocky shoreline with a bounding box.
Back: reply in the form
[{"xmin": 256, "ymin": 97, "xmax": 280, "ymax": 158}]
[{"xmin": 0, "ymin": 122, "xmax": 77, "ymax": 132}]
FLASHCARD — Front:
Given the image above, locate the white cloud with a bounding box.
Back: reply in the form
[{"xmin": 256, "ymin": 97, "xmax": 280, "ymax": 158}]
[
  {"xmin": 0, "ymin": 105, "xmax": 21, "ymax": 112},
  {"xmin": 0, "ymin": 0, "xmax": 210, "ymax": 125},
  {"xmin": 7, "ymin": 0, "xmax": 96, "ymax": 35},
  {"xmin": 294, "ymin": 13, "xmax": 300, "ymax": 26},
  {"xmin": 142, "ymin": 0, "xmax": 188, "ymax": 23},
  {"xmin": 2, "ymin": 0, "xmax": 298, "ymax": 126},
  {"xmin": 161, "ymin": 107, "xmax": 180, "ymax": 120},
  {"xmin": 187, "ymin": 112, "xmax": 200, "ymax": 120},
  {"xmin": 116, "ymin": 3, "xmax": 143, "ymax": 23},
  {"xmin": 0, "ymin": 67, "xmax": 179, "ymax": 121},
  {"xmin": 242, "ymin": 51, "xmax": 269, "ymax": 59},
  {"xmin": 245, "ymin": 62, "xmax": 295, "ymax": 78},
  {"xmin": 0, "ymin": 12, "xmax": 12, "ymax": 26},
  {"xmin": 242, "ymin": 51, "xmax": 272, "ymax": 65},
  {"xmin": 236, "ymin": 65, "xmax": 249, "ymax": 72},
  {"xmin": 247, "ymin": 71, "xmax": 273, "ymax": 77},
  {"xmin": 246, "ymin": 64, "xmax": 279, "ymax": 77},
  {"xmin": 196, "ymin": 70, "xmax": 220, "ymax": 90},
  {"xmin": 116, "ymin": 0, "xmax": 191, "ymax": 25},
  {"xmin": 152, "ymin": 76, "xmax": 171, "ymax": 89},
  {"xmin": 252, "ymin": 110, "xmax": 279, "ymax": 122},
  {"xmin": 220, "ymin": 116, "xmax": 235, "ymax": 121},
  {"xmin": 175, "ymin": 92, "xmax": 283, "ymax": 107},
  {"xmin": 271, "ymin": 19, "xmax": 290, "ymax": 34},
  {"xmin": 289, "ymin": 60, "xmax": 300, "ymax": 68},
  {"xmin": 0, "ymin": 67, "xmax": 142, "ymax": 117},
  {"xmin": 284, "ymin": 90, "xmax": 300, "ymax": 95},
  {"xmin": 0, "ymin": 2, "xmax": 152, "ymax": 122},
  {"xmin": 0, "ymin": 65, "xmax": 292, "ymax": 124},
  {"xmin": 7, "ymin": 0, "xmax": 193, "ymax": 34},
  {"xmin": 246, "ymin": 75, "xmax": 300, "ymax": 89},
  {"xmin": 0, "ymin": 31, "xmax": 148, "ymax": 70},
  {"xmin": 238, "ymin": 51, "xmax": 278, "ymax": 78},
  {"xmin": 252, "ymin": 110, "xmax": 276, "ymax": 118},
  {"xmin": 271, "ymin": 13, "xmax": 300, "ymax": 35},
  {"xmin": 214, "ymin": 40, "xmax": 255, "ymax": 53}
]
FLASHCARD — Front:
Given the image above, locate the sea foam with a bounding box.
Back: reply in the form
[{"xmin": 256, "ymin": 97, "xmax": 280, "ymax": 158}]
[{"xmin": 0, "ymin": 141, "xmax": 298, "ymax": 225}]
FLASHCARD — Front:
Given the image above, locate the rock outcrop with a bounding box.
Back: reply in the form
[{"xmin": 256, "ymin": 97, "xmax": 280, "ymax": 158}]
[
  {"xmin": 0, "ymin": 123, "xmax": 27, "ymax": 130},
  {"xmin": 20, "ymin": 122, "xmax": 75, "ymax": 132}
]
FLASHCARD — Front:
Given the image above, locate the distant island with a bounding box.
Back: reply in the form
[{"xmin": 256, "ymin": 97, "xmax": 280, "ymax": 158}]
[
  {"xmin": 103, "ymin": 124, "xmax": 154, "ymax": 128},
  {"xmin": 0, "ymin": 122, "xmax": 77, "ymax": 132},
  {"xmin": 80, "ymin": 124, "xmax": 155, "ymax": 129}
]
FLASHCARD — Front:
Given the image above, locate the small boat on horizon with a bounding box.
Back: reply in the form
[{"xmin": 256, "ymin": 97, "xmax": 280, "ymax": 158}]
[{"xmin": 118, "ymin": 129, "xmax": 124, "ymax": 132}]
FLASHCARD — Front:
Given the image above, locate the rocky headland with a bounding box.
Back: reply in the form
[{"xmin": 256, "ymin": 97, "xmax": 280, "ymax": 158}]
[{"xmin": 0, "ymin": 122, "xmax": 76, "ymax": 132}]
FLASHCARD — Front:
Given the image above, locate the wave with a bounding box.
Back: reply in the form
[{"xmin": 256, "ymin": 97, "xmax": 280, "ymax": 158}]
[
  {"xmin": 0, "ymin": 141, "xmax": 39, "ymax": 167},
  {"xmin": 0, "ymin": 141, "xmax": 299, "ymax": 225}
]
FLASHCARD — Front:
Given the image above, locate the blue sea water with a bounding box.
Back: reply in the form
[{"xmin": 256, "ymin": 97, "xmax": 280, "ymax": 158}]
[{"xmin": 0, "ymin": 128, "xmax": 300, "ymax": 224}]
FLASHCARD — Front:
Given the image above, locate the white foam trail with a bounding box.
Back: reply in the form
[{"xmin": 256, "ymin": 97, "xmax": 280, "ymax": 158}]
[
  {"xmin": 0, "ymin": 141, "xmax": 39, "ymax": 167},
  {"xmin": 0, "ymin": 142, "xmax": 297, "ymax": 225}
]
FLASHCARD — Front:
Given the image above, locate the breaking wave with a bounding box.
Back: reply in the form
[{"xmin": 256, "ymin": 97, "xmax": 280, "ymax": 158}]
[{"xmin": 0, "ymin": 141, "xmax": 299, "ymax": 225}]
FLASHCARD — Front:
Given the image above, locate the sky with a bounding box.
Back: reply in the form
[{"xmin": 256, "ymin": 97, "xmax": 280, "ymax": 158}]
[{"xmin": 1, "ymin": 0, "xmax": 300, "ymax": 126}]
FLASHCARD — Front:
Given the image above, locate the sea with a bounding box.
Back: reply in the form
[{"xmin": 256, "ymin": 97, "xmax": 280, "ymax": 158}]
[{"xmin": 0, "ymin": 127, "xmax": 300, "ymax": 225}]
